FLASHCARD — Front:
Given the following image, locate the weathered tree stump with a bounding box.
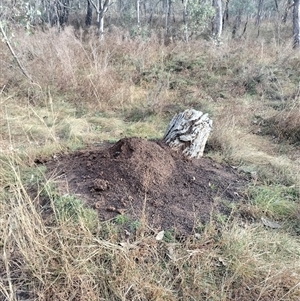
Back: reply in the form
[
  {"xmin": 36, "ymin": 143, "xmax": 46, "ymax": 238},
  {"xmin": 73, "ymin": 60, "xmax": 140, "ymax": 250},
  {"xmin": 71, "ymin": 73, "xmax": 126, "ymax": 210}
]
[{"xmin": 163, "ymin": 109, "xmax": 213, "ymax": 159}]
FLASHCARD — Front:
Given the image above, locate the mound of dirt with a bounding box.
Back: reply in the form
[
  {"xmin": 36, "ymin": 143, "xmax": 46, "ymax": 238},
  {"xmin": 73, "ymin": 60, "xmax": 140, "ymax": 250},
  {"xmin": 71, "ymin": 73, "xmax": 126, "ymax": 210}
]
[{"xmin": 45, "ymin": 137, "xmax": 248, "ymax": 234}]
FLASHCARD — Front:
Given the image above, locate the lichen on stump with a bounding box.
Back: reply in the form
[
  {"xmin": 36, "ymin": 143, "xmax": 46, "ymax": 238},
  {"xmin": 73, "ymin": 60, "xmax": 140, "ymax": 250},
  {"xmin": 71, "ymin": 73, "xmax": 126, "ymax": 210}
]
[{"xmin": 163, "ymin": 109, "xmax": 213, "ymax": 159}]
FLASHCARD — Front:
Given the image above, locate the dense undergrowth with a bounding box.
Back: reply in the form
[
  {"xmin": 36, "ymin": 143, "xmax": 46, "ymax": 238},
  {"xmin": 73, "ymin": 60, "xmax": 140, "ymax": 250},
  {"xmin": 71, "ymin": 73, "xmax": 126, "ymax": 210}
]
[{"xmin": 0, "ymin": 23, "xmax": 300, "ymax": 300}]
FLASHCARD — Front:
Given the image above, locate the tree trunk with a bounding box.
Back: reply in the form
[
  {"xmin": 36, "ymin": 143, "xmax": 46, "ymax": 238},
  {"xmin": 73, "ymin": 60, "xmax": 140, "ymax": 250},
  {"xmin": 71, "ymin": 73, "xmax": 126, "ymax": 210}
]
[
  {"xmin": 212, "ymin": 0, "xmax": 223, "ymax": 38},
  {"xmin": 49, "ymin": 1, "xmax": 64, "ymax": 28},
  {"xmin": 293, "ymin": 0, "xmax": 300, "ymax": 48},
  {"xmin": 239, "ymin": 15, "xmax": 249, "ymax": 39},
  {"xmin": 55, "ymin": 0, "xmax": 70, "ymax": 28},
  {"xmin": 256, "ymin": 0, "xmax": 264, "ymax": 38},
  {"xmin": 223, "ymin": 0, "xmax": 230, "ymax": 27},
  {"xmin": 232, "ymin": 9, "xmax": 242, "ymax": 39},
  {"xmin": 163, "ymin": 109, "xmax": 213, "ymax": 159},
  {"xmin": 86, "ymin": 0, "xmax": 93, "ymax": 27},
  {"xmin": 282, "ymin": 0, "xmax": 292, "ymax": 23},
  {"xmin": 137, "ymin": 0, "xmax": 140, "ymax": 26},
  {"xmin": 98, "ymin": 12, "xmax": 105, "ymax": 38},
  {"xmin": 183, "ymin": 0, "xmax": 188, "ymax": 42},
  {"xmin": 165, "ymin": 0, "xmax": 169, "ymax": 34},
  {"xmin": 90, "ymin": 0, "xmax": 111, "ymax": 39},
  {"xmin": 274, "ymin": 0, "xmax": 279, "ymax": 12}
]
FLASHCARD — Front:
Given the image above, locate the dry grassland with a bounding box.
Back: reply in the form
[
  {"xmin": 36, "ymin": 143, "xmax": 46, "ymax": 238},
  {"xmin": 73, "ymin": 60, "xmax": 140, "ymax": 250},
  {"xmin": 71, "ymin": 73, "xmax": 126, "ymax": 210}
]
[{"xmin": 0, "ymin": 25, "xmax": 300, "ymax": 300}]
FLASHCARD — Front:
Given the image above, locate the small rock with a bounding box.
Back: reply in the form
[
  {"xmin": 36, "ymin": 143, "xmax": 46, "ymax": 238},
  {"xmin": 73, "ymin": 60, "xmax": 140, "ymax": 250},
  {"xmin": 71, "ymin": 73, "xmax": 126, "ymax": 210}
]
[
  {"xmin": 156, "ymin": 230, "xmax": 165, "ymax": 241},
  {"xmin": 261, "ymin": 217, "xmax": 281, "ymax": 229},
  {"xmin": 194, "ymin": 233, "xmax": 201, "ymax": 239}
]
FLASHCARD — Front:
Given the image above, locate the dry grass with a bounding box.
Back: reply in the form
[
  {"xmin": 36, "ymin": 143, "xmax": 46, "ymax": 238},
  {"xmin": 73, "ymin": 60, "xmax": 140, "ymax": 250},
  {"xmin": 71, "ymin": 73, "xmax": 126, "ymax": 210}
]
[
  {"xmin": 263, "ymin": 105, "xmax": 300, "ymax": 144},
  {"xmin": 1, "ymin": 24, "xmax": 300, "ymax": 300},
  {"xmin": 1, "ymin": 168, "xmax": 300, "ymax": 300}
]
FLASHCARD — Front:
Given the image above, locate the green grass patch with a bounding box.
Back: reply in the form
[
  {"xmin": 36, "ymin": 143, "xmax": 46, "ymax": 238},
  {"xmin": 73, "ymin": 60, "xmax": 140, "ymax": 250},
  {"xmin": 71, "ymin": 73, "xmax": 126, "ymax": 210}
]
[
  {"xmin": 52, "ymin": 194, "xmax": 98, "ymax": 230},
  {"xmin": 248, "ymin": 185, "xmax": 299, "ymax": 221}
]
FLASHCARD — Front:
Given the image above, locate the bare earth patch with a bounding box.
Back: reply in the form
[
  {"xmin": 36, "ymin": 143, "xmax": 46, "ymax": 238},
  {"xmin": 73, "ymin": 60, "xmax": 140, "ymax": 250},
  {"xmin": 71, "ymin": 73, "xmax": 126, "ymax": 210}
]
[{"xmin": 45, "ymin": 137, "xmax": 248, "ymax": 234}]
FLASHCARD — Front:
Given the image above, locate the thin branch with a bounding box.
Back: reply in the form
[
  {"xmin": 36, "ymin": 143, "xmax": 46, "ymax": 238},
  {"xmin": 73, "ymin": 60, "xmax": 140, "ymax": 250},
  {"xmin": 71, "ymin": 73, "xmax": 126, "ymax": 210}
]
[
  {"xmin": 89, "ymin": 0, "xmax": 100, "ymax": 14},
  {"xmin": 0, "ymin": 22, "xmax": 33, "ymax": 83}
]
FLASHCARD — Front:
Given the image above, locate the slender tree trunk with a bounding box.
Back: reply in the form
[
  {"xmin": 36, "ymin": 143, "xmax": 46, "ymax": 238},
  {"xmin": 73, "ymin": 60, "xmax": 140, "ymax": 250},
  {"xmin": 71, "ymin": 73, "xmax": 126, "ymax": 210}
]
[
  {"xmin": 142, "ymin": 1, "xmax": 147, "ymax": 17},
  {"xmin": 99, "ymin": 13, "xmax": 105, "ymax": 38},
  {"xmin": 223, "ymin": 0, "xmax": 230, "ymax": 27},
  {"xmin": 183, "ymin": 0, "xmax": 188, "ymax": 42},
  {"xmin": 137, "ymin": 0, "xmax": 140, "ymax": 26},
  {"xmin": 274, "ymin": 0, "xmax": 279, "ymax": 12},
  {"xmin": 239, "ymin": 14, "xmax": 249, "ymax": 39},
  {"xmin": 212, "ymin": 0, "xmax": 223, "ymax": 38},
  {"xmin": 232, "ymin": 9, "xmax": 242, "ymax": 39},
  {"xmin": 282, "ymin": 0, "xmax": 292, "ymax": 23},
  {"xmin": 293, "ymin": 0, "xmax": 300, "ymax": 48},
  {"xmin": 165, "ymin": 0, "xmax": 171, "ymax": 34},
  {"xmin": 90, "ymin": 0, "xmax": 111, "ymax": 39},
  {"xmin": 148, "ymin": 0, "xmax": 160, "ymax": 24},
  {"xmin": 85, "ymin": 0, "xmax": 93, "ymax": 27},
  {"xmin": 63, "ymin": 0, "xmax": 70, "ymax": 27},
  {"xmin": 256, "ymin": 0, "xmax": 264, "ymax": 26},
  {"xmin": 256, "ymin": 0, "xmax": 264, "ymax": 37}
]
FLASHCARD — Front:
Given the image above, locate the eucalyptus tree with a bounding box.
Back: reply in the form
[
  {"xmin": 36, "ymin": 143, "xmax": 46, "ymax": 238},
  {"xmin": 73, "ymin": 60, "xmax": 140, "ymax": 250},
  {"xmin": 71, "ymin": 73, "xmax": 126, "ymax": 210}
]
[
  {"xmin": 182, "ymin": 0, "xmax": 214, "ymax": 42},
  {"xmin": 229, "ymin": 0, "xmax": 256, "ymax": 38},
  {"xmin": 0, "ymin": 0, "xmax": 44, "ymax": 28},
  {"xmin": 137, "ymin": 0, "xmax": 140, "ymax": 26},
  {"xmin": 54, "ymin": 0, "xmax": 70, "ymax": 28},
  {"xmin": 212, "ymin": 0, "xmax": 223, "ymax": 38},
  {"xmin": 282, "ymin": 0, "xmax": 293, "ymax": 23},
  {"xmin": 1, "ymin": 0, "xmax": 297, "ymax": 47},
  {"xmin": 88, "ymin": 0, "xmax": 111, "ymax": 38}
]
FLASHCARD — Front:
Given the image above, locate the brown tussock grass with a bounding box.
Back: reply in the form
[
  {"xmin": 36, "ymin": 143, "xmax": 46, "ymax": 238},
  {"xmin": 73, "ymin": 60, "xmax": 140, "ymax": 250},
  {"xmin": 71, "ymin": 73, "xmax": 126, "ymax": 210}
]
[
  {"xmin": 1, "ymin": 27, "xmax": 174, "ymax": 112},
  {"xmin": 265, "ymin": 104, "xmax": 300, "ymax": 144}
]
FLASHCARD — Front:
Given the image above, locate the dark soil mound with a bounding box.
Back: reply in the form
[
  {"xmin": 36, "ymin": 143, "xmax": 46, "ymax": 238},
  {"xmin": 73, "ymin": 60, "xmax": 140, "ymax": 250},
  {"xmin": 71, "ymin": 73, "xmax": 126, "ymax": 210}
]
[{"xmin": 45, "ymin": 137, "xmax": 248, "ymax": 234}]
